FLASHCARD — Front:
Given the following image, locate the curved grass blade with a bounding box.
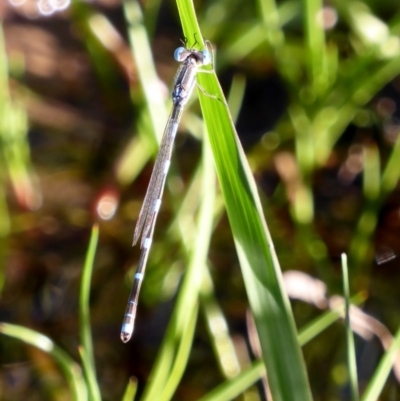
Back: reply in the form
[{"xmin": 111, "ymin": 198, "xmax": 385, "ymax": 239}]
[
  {"xmin": 175, "ymin": 1, "xmax": 313, "ymax": 400},
  {"xmin": 197, "ymin": 360, "xmax": 266, "ymax": 401},
  {"xmin": 0, "ymin": 323, "xmax": 88, "ymax": 401}
]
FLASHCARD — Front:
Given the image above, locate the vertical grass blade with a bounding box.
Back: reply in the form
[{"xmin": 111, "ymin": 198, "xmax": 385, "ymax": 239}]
[
  {"xmin": 79, "ymin": 225, "xmax": 101, "ymax": 401},
  {"xmin": 118, "ymin": 0, "xmax": 169, "ymax": 185},
  {"xmin": 200, "ymin": 268, "xmax": 241, "ymax": 379},
  {"xmin": 122, "ymin": 377, "xmax": 138, "ymax": 401},
  {"xmin": 342, "ymin": 254, "xmax": 359, "ymax": 401},
  {"xmin": 0, "ymin": 24, "xmax": 40, "ymax": 212}
]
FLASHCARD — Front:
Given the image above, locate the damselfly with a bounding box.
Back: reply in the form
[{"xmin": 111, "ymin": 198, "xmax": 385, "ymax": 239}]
[{"xmin": 121, "ymin": 44, "xmax": 213, "ymax": 343}]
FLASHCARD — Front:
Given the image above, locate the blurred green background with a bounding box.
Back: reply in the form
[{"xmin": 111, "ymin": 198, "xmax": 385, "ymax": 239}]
[{"xmin": 1, "ymin": 0, "xmax": 400, "ymax": 400}]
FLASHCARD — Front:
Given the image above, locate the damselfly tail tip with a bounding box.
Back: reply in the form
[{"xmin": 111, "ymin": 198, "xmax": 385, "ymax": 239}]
[
  {"xmin": 121, "ymin": 331, "xmax": 132, "ymax": 343},
  {"xmin": 121, "ymin": 321, "xmax": 134, "ymax": 342},
  {"xmin": 121, "ymin": 314, "xmax": 135, "ymax": 343},
  {"xmin": 121, "ymin": 316, "xmax": 135, "ymax": 343},
  {"xmin": 121, "ymin": 302, "xmax": 137, "ymax": 342}
]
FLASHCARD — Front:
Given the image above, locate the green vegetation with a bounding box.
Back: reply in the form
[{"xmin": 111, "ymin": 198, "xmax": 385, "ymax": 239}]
[{"xmin": 1, "ymin": 0, "xmax": 400, "ymax": 400}]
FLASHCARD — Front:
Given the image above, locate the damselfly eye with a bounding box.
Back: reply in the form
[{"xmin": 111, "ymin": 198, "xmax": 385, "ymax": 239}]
[
  {"xmin": 174, "ymin": 47, "xmax": 188, "ymax": 62},
  {"xmin": 201, "ymin": 50, "xmax": 212, "ymax": 66}
]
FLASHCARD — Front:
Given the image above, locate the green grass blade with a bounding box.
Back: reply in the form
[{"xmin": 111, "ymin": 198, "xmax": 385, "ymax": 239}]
[
  {"xmin": 79, "ymin": 225, "xmax": 101, "ymax": 401},
  {"xmin": 226, "ymin": 73, "xmax": 246, "ymax": 123},
  {"xmin": 0, "ymin": 24, "xmax": 40, "ymax": 212},
  {"xmin": 256, "ymin": 0, "xmax": 284, "ymax": 51},
  {"xmin": 298, "ymin": 292, "xmax": 367, "ymax": 346},
  {"xmin": 381, "ymin": 126, "xmax": 400, "ymax": 196},
  {"xmin": 362, "ymin": 327, "xmax": 400, "ymax": 401},
  {"xmin": 200, "ymin": 268, "xmax": 241, "ymax": 379},
  {"xmin": 319, "ymin": 55, "xmax": 400, "ymax": 165},
  {"xmin": 123, "ymin": 0, "xmax": 168, "ymax": 142},
  {"xmin": 122, "ymin": 377, "xmax": 138, "ymax": 401},
  {"xmin": 303, "ymin": 0, "xmax": 327, "ymax": 94},
  {"xmin": 196, "ymin": 360, "xmax": 266, "ymax": 401},
  {"xmin": 342, "ymin": 254, "xmax": 359, "ymax": 401},
  {"xmin": 0, "ymin": 323, "xmax": 88, "ymax": 401},
  {"xmin": 176, "ymin": 1, "xmax": 313, "ymax": 400},
  {"xmin": 117, "ymin": 0, "xmax": 169, "ymax": 185},
  {"xmin": 363, "ymin": 144, "xmax": 380, "ymax": 201},
  {"xmin": 160, "ymin": 301, "xmax": 199, "ymax": 401}
]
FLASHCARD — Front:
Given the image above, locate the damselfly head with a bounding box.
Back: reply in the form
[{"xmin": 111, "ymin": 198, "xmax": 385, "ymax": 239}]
[
  {"xmin": 174, "ymin": 47, "xmax": 212, "ymax": 66},
  {"xmin": 174, "ymin": 47, "xmax": 190, "ymax": 62}
]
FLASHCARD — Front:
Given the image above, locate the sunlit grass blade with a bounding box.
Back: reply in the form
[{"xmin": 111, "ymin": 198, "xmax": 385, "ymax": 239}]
[
  {"xmin": 349, "ymin": 135, "xmax": 400, "ymax": 268},
  {"xmin": 123, "ymin": 0, "xmax": 167, "ymax": 141},
  {"xmin": 0, "ymin": 25, "xmax": 40, "ymax": 212},
  {"xmin": 381, "ymin": 127, "xmax": 400, "ymax": 196},
  {"xmin": 160, "ymin": 301, "xmax": 198, "ymax": 401},
  {"xmin": 362, "ymin": 327, "xmax": 400, "ymax": 401},
  {"xmin": 79, "ymin": 224, "xmax": 101, "ymax": 401},
  {"xmin": 363, "ymin": 144, "xmax": 380, "ymax": 201},
  {"xmin": 0, "ymin": 323, "xmax": 88, "ymax": 401},
  {"xmin": 122, "ymin": 377, "xmax": 138, "ymax": 401},
  {"xmin": 226, "ymin": 73, "xmax": 246, "ymax": 123},
  {"xmin": 196, "ymin": 360, "xmax": 266, "ymax": 401},
  {"xmin": 175, "ymin": 1, "xmax": 313, "ymax": 400},
  {"xmin": 319, "ymin": 56, "xmax": 400, "ymax": 165},
  {"xmin": 200, "ymin": 268, "xmax": 241, "ymax": 379},
  {"xmin": 117, "ymin": 0, "xmax": 169, "ymax": 186},
  {"xmin": 256, "ymin": 0, "xmax": 284, "ymax": 51},
  {"xmin": 303, "ymin": 0, "xmax": 327, "ymax": 94},
  {"xmin": 342, "ymin": 254, "xmax": 359, "ymax": 401}
]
